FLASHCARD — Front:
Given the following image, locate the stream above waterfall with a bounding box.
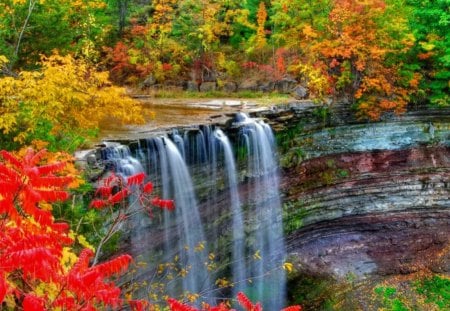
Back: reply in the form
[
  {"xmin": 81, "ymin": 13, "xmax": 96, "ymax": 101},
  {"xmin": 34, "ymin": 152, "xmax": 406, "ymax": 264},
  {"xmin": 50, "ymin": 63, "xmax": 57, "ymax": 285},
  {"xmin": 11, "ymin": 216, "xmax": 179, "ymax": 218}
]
[{"xmin": 97, "ymin": 98, "xmax": 276, "ymax": 141}]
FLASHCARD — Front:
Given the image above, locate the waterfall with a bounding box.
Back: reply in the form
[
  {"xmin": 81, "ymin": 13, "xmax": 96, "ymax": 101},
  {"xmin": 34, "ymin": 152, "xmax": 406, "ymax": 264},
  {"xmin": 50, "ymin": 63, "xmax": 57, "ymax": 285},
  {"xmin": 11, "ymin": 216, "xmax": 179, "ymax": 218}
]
[
  {"xmin": 98, "ymin": 114, "xmax": 286, "ymax": 308},
  {"xmin": 100, "ymin": 143, "xmax": 144, "ymax": 176},
  {"xmin": 214, "ymin": 129, "xmax": 246, "ymax": 297},
  {"xmin": 163, "ymin": 138, "xmax": 211, "ymax": 298},
  {"xmin": 236, "ymin": 113, "xmax": 286, "ymax": 310}
]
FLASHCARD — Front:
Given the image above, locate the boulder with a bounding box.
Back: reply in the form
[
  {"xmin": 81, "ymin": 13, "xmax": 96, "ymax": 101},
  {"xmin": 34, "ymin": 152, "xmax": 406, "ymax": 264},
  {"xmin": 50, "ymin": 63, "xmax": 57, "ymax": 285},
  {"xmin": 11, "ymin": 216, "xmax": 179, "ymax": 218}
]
[
  {"xmin": 259, "ymin": 81, "xmax": 275, "ymax": 92},
  {"xmin": 140, "ymin": 74, "xmax": 156, "ymax": 88},
  {"xmin": 199, "ymin": 81, "xmax": 217, "ymax": 92},
  {"xmin": 238, "ymin": 79, "xmax": 259, "ymax": 91},
  {"xmin": 292, "ymin": 85, "xmax": 309, "ymax": 99},
  {"xmin": 222, "ymin": 81, "xmax": 238, "ymax": 93},
  {"xmin": 186, "ymin": 81, "xmax": 199, "ymax": 92},
  {"xmin": 273, "ymin": 77, "xmax": 297, "ymax": 93}
]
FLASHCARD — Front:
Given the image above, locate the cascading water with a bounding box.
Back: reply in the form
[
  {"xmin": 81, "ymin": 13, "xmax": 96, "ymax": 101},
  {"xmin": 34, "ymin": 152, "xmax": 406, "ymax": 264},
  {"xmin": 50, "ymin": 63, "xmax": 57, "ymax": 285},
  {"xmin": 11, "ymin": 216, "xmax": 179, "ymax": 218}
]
[
  {"xmin": 236, "ymin": 113, "xmax": 286, "ymax": 310},
  {"xmin": 163, "ymin": 138, "xmax": 212, "ymax": 298},
  {"xmin": 100, "ymin": 143, "xmax": 144, "ymax": 176},
  {"xmin": 143, "ymin": 136, "xmax": 212, "ymax": 300},
  {"xmin": 98, "ymin": 114, "xmax": 286, "ymax": 308},
  {"xmin": 214, "ymin": 129, "xmax": 246, "ymax": 297}
]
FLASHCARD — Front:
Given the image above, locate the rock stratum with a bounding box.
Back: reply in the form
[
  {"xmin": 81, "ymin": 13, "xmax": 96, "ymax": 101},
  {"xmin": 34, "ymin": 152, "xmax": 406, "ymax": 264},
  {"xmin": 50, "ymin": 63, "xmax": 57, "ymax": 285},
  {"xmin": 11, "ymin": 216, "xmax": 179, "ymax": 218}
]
[{"xmin": 258, "ymin": 103, "xmax": 450, "ymax": 308}]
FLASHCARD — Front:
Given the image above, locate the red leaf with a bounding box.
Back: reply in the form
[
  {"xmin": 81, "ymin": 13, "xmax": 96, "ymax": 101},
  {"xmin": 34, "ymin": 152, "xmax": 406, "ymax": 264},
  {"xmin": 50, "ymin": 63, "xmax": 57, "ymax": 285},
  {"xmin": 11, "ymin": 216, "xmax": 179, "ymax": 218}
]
[
  {"xmin": 52, "ymin": 296, "xmax": 76, "ymax": 309},
  {"xmin": 167, "ymin": 298, "xmax": 199, "ymax": 311},
  {"xmin": 23, "ymin": 294, "xmax": 45, "ymax": 311},
  {"xmin": 0, "ymin": 150, "xmax": 23, "ymax": 169},
  {"xmin": 52, "ymin": 222, "xmax": 70, "ymax": 233},
  {"xmin": 31, "ymin": 176, "xmax": 73, "ymax": 188},
  {"xmin": 36, "ymin": 162, "xmax": 66, "ymax": 175},
  {"xmin": 32, "ymin": 208, "xmax": 54, "ymax": 227},
  {"xmin": 94, "ymin": 287, "xmax": 121, "ymax": 306},
  {"xmin": 0, "ymin": 163, "xmax": 20, "ymax": 180},
  {"xmin": 0, "ymin": 181, "xmax": 20, "ymax": 196},
  {"xmin": 127, "ymin": 172, "xmax": 145, "ymax": 186},
  {"xmin": 90, "ymin": 199, "xmax": 107, "ymax": 209},
  {"xmin": 103, "ymin": 173, "xmax": 123, "ymax": 187},
  {"xmin": 95, "ymin": 186, "xmax": 113, "ymax": 198},
  {"xmin": 72, "ymin": 248, "xmax": 94, "ymax": 274},
  {"xmin": 151, "ymin": 197, "xmax": 175, "ymax": 211},
  {"xmin": 23, "ymin": 186, "xmax": 42, "ymax": 203},
  {"xmin": 109, "ymin": 188, "xmax": 129, "ymax": 204},
  {"xmin": 236, "ymin": 292, "xmax": 255, "ymax": 311},
  {"xmin": 281, "ymin": 306, "xmax": 302, "ymax": 311},
  {"xmin": 37, "ymin": 190, "xmax": 69, "ymax": 202},
  {"xmin": 151, "ymin": 197, "xmax": 161, "ymax": 206},
  {"xmin": 161, "ymin": 199, "xmax": 175, "ymax": 211},
  {"xmin": 142, "ymin": 181, "xmax": 153, "ymax": 193},
  {"xmin": 92, "ymin": 254, "xmax": 132, "ymax": 277}
]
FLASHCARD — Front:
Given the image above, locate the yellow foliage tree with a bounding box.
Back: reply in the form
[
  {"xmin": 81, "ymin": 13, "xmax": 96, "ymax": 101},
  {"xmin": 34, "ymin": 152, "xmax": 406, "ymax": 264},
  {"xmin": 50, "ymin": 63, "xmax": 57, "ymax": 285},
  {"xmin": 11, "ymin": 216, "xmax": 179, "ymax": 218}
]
[
  {"xmin": 0, "ymin": 54, "xmax": 144, "ymax": 150},
  {"xmin": 255, "ymin": 1, "xmax": 268, "ymax": 49}
]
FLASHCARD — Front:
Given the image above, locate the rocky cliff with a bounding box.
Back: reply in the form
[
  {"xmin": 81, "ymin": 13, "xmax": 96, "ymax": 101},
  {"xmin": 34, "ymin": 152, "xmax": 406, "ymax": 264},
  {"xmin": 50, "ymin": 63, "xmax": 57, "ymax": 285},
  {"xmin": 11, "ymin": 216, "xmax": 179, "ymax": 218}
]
[
  {"xmin": 256, "ymin": 103, "xmax": 450, "ymax": 309},
  {"xmin": 84, "ymin": 101, "xmax": 449, "ymax": 309}
]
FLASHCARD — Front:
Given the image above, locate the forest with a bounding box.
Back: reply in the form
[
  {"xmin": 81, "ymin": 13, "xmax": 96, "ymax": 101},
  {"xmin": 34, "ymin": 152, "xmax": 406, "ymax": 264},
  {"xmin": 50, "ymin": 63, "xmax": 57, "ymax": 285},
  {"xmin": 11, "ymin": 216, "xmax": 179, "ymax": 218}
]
[
  {"xmin": 1, "ymin": 0, "xmax": 449, "ymax": 151},
  {"xmin": 0, "ymin": 0, "xmax": 449, "ymax": 310}
]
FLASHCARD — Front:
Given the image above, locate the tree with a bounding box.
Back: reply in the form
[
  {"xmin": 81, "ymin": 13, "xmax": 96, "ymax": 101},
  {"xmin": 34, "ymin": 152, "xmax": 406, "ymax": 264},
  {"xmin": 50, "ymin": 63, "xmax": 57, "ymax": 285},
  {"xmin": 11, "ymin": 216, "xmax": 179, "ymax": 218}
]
[
  {"xmin": 0, "ymin": 0, "xmax": 111, "ymax": 70},
  {"xmin": 407, "ymin": 0, "xmax": 449, "ymax": 107},
  {"xmin": 0, "ymin": 54, "xmax": 144, "ymax": 151},
  {"xmin": 277, "ymin": 0, "xmax": 417, "ymax": 120},
  {"xmin": 0, "ymin": 148, "xmax": 148, "ymax": 309},
  {"xmin": 255, "ymin": 2, "xmax": 268, "ymax": 50},
  {"xmin": 271, "ymin": 0, "xmax": 332, "ymax": 49}
]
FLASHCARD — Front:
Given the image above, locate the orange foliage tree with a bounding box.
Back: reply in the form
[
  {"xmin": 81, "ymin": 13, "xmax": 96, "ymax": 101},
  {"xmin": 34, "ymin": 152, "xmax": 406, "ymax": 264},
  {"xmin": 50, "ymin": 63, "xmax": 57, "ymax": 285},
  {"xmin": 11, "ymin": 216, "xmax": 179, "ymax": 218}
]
[{"xmin": 284, "ymin": 0, "xmax": 416, "ymax": 120}]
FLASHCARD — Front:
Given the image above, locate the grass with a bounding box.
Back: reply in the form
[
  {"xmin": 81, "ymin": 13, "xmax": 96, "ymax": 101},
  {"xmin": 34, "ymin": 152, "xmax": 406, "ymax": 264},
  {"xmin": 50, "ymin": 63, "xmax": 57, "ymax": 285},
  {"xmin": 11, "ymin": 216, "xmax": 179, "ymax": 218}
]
[{"xmin": 131, "ymin": 88, "xmax": 292, "ymax": 104}]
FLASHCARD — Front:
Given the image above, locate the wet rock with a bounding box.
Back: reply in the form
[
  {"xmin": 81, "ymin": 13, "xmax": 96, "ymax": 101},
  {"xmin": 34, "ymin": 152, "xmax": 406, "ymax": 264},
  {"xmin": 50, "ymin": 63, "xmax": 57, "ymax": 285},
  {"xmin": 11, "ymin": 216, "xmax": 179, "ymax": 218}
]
[{"xmin": 283, "ymin": 142, "xmax": 450, "ymax": 281}]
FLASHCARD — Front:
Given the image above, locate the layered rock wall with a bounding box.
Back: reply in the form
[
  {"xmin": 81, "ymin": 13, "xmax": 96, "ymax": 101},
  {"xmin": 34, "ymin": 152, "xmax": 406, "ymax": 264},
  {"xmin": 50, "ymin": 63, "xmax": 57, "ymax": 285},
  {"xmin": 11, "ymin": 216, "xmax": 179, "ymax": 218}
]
[{"xmin": 263, "ymin": 103, "xmax": 450, "ymax": 281}]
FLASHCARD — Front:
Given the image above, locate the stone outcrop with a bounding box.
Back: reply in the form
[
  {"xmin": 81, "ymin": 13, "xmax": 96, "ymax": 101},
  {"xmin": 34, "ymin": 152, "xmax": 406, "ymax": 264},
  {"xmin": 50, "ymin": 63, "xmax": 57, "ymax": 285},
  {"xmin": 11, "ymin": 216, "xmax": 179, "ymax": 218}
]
[
  {"xmin": 283, "ymin": 146, "xmax": 450, "ymax": 277},
  {"xmin": 268, "ymin": 103, "xmax": 450, "ymax": 294}
]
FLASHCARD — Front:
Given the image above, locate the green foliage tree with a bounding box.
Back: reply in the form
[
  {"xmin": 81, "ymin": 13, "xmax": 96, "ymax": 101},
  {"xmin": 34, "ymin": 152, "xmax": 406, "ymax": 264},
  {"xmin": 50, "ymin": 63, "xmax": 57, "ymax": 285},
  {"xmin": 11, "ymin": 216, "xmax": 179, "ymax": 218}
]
[
  {"xmin": 407, "ymin": 0, "xmax": 449, "ymax": 107},
  {"xmin": 0, "ymin": 0, "xmax": 112, "ymax": 70}
]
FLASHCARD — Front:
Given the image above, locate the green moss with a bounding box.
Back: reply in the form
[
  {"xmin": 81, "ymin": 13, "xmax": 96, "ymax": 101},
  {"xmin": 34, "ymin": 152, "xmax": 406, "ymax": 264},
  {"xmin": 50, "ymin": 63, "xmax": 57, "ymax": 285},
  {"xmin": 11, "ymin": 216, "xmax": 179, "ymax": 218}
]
[
  {"xmin": 374, "ymin": 286, "xmax": 409, "ymax": 311},
  {"xmin": 283, "ymin": 200, "xmax": 309, "ymax": 234},
  {"xmin": 415, "ymin": 276, "xmax": 450, "ymax": 310}
]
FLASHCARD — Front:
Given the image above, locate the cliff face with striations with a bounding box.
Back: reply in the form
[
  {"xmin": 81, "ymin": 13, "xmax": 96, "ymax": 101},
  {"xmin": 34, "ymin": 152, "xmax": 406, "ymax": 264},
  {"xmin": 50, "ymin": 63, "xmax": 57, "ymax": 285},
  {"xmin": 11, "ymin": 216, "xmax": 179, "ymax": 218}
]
[
  {"xmin": 252, "ymin": 103, "xmax": 450, "ymax": 307},
  {"xmin": 84, "ymin": 101, "xmax": 449, "ymax": 308}
]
